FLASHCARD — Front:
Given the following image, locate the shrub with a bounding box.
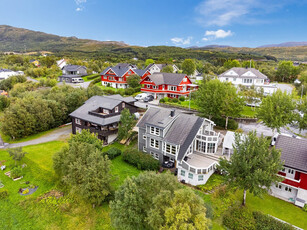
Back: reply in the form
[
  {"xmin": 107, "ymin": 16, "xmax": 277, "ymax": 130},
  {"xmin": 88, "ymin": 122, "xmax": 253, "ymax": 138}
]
[
  {"xmin": 122, "ymin": 149, "xmax": 160, "ymax": 171},
  {"xmin": 159, "ymin": 98, "xmax": 165, "ymax": 103},
  {"xmin": 105, "ymin": 147, "xmax": 122, "ymax": 160},
  {"xmin": 211, "ymin": 185, "xmax": 236, "ymax": 218},
  {"xmin": 124, "ymin": 88, "xmax": 134, "ymax": 96},
  {"xmin": 303, "ymin": 204, "xmax": 307, "ymax": 212},
  {"xmin": 11, "ymin": 166, "xmax": 23, "ymax": 179},
  {"xmin": 179, "ymin": 96, "xmax": 185, "ymax": 102},
  {"xmin": 171, "ymin": 98, "xmax": 179, "ymax": 103},
  {"xmin": 253, "ymin": 211, "xmax": 294, "ymax": 230},
  {"xmin": 213, "ymin": 117, "xmax": 238, "ymax": 130},
  {"xmin": 0, "ymin": 190, "xmax": 9, "ymax": 199},
  {"xmin": 164, "ymin": 97, "xmax": 170, "ymax": 102},
  {"xmin": 22, "ymin": 188, "xmax": 29, "ymax": 195},
  {"xmin": 223, "ymin": 206, "xmax": 255, "ymax": 230}
]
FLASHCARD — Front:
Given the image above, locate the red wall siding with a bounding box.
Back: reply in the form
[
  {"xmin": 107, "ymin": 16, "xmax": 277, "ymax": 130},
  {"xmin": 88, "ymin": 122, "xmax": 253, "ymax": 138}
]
[{"xmin": 299, "ymin": 172, "xmax": 307, "ymax": 190}]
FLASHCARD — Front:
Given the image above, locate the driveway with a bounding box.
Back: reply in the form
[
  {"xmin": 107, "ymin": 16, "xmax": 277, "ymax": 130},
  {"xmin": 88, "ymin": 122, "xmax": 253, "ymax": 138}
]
[
  {"xmin": 276, "ymin": 83, "xmax": 294, "ymax": 94},
  {"xmin": 2, "ymin": 125, "xmax": 71, "ymax": 149},
  {"xmin": 57, "ymin": 81, "xmax": 92, "ymax": 89}
]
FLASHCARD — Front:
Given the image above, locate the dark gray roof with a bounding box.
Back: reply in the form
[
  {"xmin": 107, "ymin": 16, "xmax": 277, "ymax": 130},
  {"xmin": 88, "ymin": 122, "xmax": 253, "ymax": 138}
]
[
  {"xmin": 219, "ymin": 67, "xmax": 268, "ymax": 79},
  {"xmin": 101, "ymin": 63, "xmax": 148, "ymax": 77},
  {"xmin": 137, "ymin": 107, "xmax": 204, "ymax": 161},
  {"xmin": 137, "ymin": 107, "xmax": 180, "ymax": 128},
  {"xmin": 63, "ymin": 65, "xmax": 87, "ymax": 71},
  {"xmin": 146, "ymin": 73, "xmax": 187, "ymax": 86},
  {"xmin": 275, "ymin": 135, "xmax": 307, "ymax": 173},
  {"xmin": 134, "ymin": 69, "xmax": 148, "ymax": 76},
  {"xmin": 69, "ymin": 95, "xmax": 137, "ymax": 125},
  {"xmin": 165, "ymin": 114, "xmax": 204, "ymax": 161}
]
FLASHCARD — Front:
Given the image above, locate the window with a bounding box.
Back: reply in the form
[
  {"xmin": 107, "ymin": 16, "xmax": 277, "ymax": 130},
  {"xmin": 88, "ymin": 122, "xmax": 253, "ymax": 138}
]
[
  {"xmin": 150, "ymin": 138, "xmax": 159, "ymax": 149},
  {"xmin": 243, "ymin": 78, "xmax": 253, "ymax": 84},
  {"xmin": 165, "ymin": 144, "xmax": 176, "ymax": 155},
  {"xmin": 76, "ymin": 127, "xmax": 82, "ymax": 133},
  {"xmin": 150, "ymin": 126, "xmax": 160, "ymax": 136},
  {"xmin": 282, "ymin": 168, "xmax": 285, "ymax": 172},
  {"xmin": 225, "ymin": 78, "xmax": 228, "ymax": 81},
  {"xmin": 183, "ymin": 78, "xmax": 187, "ymax": 82},
  {"xmin": 153, "ymin": 85, "xmax": 157, "ymax": 89},
  {"xmin": 198, "ymin": 175, "xmax": 204, "ymax": 181},
  {"xmin": 151, "ymin": 152, "xmax": 159, "ymax": 160},
  {"xmin": 168, "ymin": 86, "xmax": 177, "ymax": 91},
  {"xmin": 207, "ymin": 143, "xmax": 216, "ymax": 153},
  {"xmin": 115, "ymin": 106, "xmax": 118, "ymax": 113},
  {"xmin": 75, "ymin": 118, "xmax": 81, "ymax": 125},
  {"xmin": 103, "ymin": 76, "xmax": 107, "ymax": 79},
  {"xmin": 143, "ymin": 135, "xmax": 146, "ymax": 140},
  {"xmin": 288, "ymin": 169, "xmax": 294, "ymax": 174},
  {"xmin": 143, "ymin": 146, "xmax": 146, "ymax": 152},
  {"xmin": 233, "ymin": 78, "xmax": 236, "ymax": 81},
  {"xmin": 181, "ymin": 170, "xmax": 185, "ymax": 176},
  {"xmin": 122, "ymin": 102, "xmax": 125, "ymax": 108},
  {"xmin": 188, "ymin": 173, "xmax": 193, "ymax": 179},
  {"xmin": 103, "ymin": 109, "xmax": 109, "ymax": 114}
]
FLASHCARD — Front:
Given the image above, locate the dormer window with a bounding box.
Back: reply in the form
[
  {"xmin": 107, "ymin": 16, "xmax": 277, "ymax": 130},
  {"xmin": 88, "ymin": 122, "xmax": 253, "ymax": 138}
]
[
  {"xmin": 115, "ymin": 106, "xmax": 118, "ymax": 113},
  {"xmin": 122, "ymin": 102, "xmax": 125, "ymax": 108}
]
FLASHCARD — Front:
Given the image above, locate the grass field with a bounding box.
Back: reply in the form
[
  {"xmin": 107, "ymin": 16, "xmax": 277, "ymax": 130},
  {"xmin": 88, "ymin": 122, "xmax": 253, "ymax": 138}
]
[{"xmin": 82, "ymin": 74, "xmax": 100, "ymax": 82}]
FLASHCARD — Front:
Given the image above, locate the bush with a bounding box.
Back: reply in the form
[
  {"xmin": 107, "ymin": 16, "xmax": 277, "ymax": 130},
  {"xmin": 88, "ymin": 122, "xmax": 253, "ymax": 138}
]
[
  {"xmin": 253, "ymin": 211, "xmax": 294, "ymax": 230},
  {"xmin": 159, "ymin": 98, "xmax": 165, "ymax": 103},
  {"xmin": 0, "ymin": 189, "xmax": 9, "ymax": 199},
  {"xmin": 164, "ymin": 97, "xmax": 170, "ymax": 102},
  {"xmin": 105, "ymin": 147, "xmax": 122, "ymax": 160},
  {"xmin": 171, "ymin": 98, "xmax": 179, "ymax": 103},
  {"xmin": 303, "ymin": 204, "xmax": 307, "ymax": 212},
  {"xmin": 179, "ymin": 96, "xmax": 185, "ymax": 102},
  {"xmin": 87, "ymin": 74, "xmax": 100, "ymax": 80},
  {"xmin": 89, "ymin": 77, "xmax": 101, "ymax": 87},
  {"xmin": 223, "ymin": 206, "xmax": 255, "ymax": 230},
  {"xmin": 22, "ymin": 188, "xmax": 29, "ymax": 194},
  {"xmin": 122, "ymin": 148, "xmax": 160, "ymax": 171},
  {"xmin": 11, "ymin": 166, "xmax": 23, "ymax": 179},
  {"xmin": 213, "ymin": 117, "xmax": 238, "ymax": 130}
]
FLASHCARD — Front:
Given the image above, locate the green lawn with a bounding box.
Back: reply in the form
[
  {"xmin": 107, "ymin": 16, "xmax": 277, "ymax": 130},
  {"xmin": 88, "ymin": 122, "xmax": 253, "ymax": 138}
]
[
  {"xmin": 0, "ymin": 125, "xmax": 71, "ymax": 144},
  {"xmin": 240, "ymin": 106, "xmax": 258, "ymax": 118}
]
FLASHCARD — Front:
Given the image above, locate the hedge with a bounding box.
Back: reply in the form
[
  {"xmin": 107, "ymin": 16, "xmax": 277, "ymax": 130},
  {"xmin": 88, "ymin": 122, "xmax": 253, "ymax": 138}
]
[
  {"xmin": 253, "ymin": 211, "xmax": 294, "ymax": 230},
  {"xmin": 86, "ymin": 74, "xmax": 100, "ymax": 80},
  {"xmin": 223, "ymin": 206, "xmax": 256, "ymax": 230},
  {"xmin": 212, "ymin": 117, "xmax": 238, "ymax": 130},
  {"xmin": 105, "ymin": 147, "xmax": 122, "ymax": 160},
  {"xmin": 122, "ymin": 148, "xmax": 160, "ymax": 171}
]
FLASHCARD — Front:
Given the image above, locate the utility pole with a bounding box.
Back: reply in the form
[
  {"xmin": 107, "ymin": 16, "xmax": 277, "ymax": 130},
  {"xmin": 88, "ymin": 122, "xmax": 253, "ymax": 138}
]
[{"xmin": 189, "ymin": 89, "xmax": 191, "ymax": 111}]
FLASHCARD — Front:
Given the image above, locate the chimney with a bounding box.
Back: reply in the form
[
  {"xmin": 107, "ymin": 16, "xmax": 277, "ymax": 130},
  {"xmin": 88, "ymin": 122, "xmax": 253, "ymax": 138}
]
[{"xmin": 170, "ymin": 110, "xmax": 175, "ymax": 117}]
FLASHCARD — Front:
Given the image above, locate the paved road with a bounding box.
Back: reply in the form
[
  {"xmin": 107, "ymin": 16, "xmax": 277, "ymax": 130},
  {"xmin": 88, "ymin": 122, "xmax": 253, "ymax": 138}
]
[
  {"xmin": 2, "ymin": 125, "xmax": 71, "ymax": 149},
  {"xmin": 276, "ymin": 83, "xmax": 294, "ymax": 94}
]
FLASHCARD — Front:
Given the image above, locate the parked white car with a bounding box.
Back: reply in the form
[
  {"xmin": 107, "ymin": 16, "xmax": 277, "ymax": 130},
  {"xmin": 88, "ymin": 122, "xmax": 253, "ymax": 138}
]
[{"xmin": 134, "ymin": 93, "xmax": 148, "ymax": 101}]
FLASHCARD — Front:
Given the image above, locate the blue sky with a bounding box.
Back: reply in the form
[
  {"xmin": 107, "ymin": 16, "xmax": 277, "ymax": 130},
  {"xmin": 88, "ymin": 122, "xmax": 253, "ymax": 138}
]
[{"xmin": 1, "ymin": 0, "xmax": 307, "ymax": 47}]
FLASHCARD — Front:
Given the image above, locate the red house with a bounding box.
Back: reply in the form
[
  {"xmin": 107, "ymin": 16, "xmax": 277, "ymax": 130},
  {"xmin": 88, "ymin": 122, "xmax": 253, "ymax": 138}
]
[
  {"xmin": 271, "ymin": 135, "xmax": 307, "ymax": 207},
  {"xmin": 101, "ymin": 63, "xmax": 150, "ymax": 89},
  {"xmin": 139, "ymin": 72, "xmax": 198, "ymax": 99}
]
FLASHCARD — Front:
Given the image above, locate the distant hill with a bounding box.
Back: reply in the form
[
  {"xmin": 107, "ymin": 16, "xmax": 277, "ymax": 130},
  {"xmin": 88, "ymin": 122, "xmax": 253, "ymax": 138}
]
[
  {"xmin": 258, "ymin": 42, "xmax": 307, "ymax": 48},
  {"xmin": 189, "ymin": 45, "xmax": 232, "ymax": 49},
  {"xmin": 0, "ymin": 25, "xmax": 128, "ymax": 52}
]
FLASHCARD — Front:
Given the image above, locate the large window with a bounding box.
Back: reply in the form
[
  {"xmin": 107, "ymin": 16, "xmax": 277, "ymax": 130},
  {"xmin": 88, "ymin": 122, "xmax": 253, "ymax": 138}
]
[
  {"xmin": 181, "ymin": 170, "xmax": 185, "ymax": 176},
  {"xmin": 150, "ymin": 152, "xmax": 159, "ymax": 160},
  {"xmin": 150, "ymin": 126, "xmax": 160, "ymax": 136},
  {"xmin": 165, "ymin": 144, "xmax": 176, "ymax": 155},
  {"xmin": 198, "ymin": 175, "xmax": 204, "ymax": 181},
  {"xmin": 75, "ymin": 118, "xmax": 81, "ymax": 125},
  {"xmin": 243, "ymin": 78, "xmax": 253, "ymax": 84},
  {"xmin": 168, "ymin": 86, "xmax": 177, "ymax": 91},
  {"xmin": 188, "ymin": 173, "xmax": 193, "ymax": 179},
  {"xmin": 207, "ymin": 143, "xmax": 216, "ymax": 153},
  {"xmin": 150, "ymin": 138, "xmax": 159, "ymax": 149}
]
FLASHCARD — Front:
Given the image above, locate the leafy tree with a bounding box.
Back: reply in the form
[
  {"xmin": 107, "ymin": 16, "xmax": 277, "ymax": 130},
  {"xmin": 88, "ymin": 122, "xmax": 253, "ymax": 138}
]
[
  {"xmin": 222, "ymin": 83, "xmax": 244, "ymax": 129},
  {"xmin": 126, "ymin": 74, "xmax": 141, "ymax": 88},
  {"xmin": 68, "ymin": 129, "xmax": 103, "ymax": 151},
  {"xmin": 196, "ymin": 79, "xmax": 225, "ymax": 120},
  {"xmin": 219, "ymin": 131, "xmax": 283, "ymax": 206},
  {"xmin": 0, "ymin": 95, "xmax": 10, "ymax": 111},
  {"xmin": 182, "ymin": 59, "xmax": 196, "ymax": 76},
  {"xmin": 86, "ymin": 85, "xmax": 104, "ymax": 98},
  {"xmin": 145, "ymin": 59, "xmax": 154, "ymax": 66},
  {"xmin": 296, "ymin": 96, "xmax": 307, "ymax": 131},
  {"xmin": 118, "ymin": 108, "xmax": 136, "ymax": 140},
  {"xmin": 223, "ymin": 59, "xmax": 241, "ymax": 69},
  {"xmin": 110, "ymin": 172, "xmax": 208, "ymax": 230},
  {"xmin": 241, "ymin": 60, "xmax": 256, "ymax": 68},
  {"xmin": 161, "ymin": 65, "xmax": 174, "ymax": 73},
  {"xmin": 147, "ymin": 188, "xmax": 210, "ymax": 230},
  {"xmin": 53, "ymin": 130, "xmax": 111, "ymax": 206},
  {"xmin": 276, "ymin": 61, "xmax": 300, "ymax": 82},
  {"xmin": 257, "ymin": 90, "xmax": 295, "ymax": 133},
  {"xmin": 7, "ymin": 147, "xmax": 27, "ymax": 166}
]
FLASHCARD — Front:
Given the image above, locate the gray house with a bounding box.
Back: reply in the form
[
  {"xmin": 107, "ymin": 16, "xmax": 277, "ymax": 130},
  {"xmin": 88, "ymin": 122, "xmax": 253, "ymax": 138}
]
[
  {"xmin": 62, "ymin": 65, "xmax": 87, "ymax": 75},
  {"xmin": 70, "ymin": 94, "xmax": 138, "ymax": 145},
  {"xmin": 137, "ymin": 107, "xmax": 221, "ymax": 186}
]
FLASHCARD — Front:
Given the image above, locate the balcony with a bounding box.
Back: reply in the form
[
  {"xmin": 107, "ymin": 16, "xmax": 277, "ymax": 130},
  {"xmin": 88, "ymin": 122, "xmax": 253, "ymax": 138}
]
[{"xmin": 76, "ymin": 124, "xmax": 118, "ymax": 136}]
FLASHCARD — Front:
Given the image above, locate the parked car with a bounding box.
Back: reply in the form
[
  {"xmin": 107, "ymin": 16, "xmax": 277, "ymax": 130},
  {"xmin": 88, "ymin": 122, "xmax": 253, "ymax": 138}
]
[
  {"xmin": 162, "ymin": 161, "xmax": 174, "ymax": 168},
  {"xmin": 143, "ymin": 95, "xmax": 154, "ymax": 102},
  {"xmin": 134, "ymin": 93, "xmax": 148, "ymax": 101}
]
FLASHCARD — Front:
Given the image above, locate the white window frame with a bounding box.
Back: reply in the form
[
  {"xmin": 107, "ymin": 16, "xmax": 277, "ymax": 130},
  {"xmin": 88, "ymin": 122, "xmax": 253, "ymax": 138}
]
[
  {"xmin": 198, "ymin": 175, "xmax": 204, "ymax": 181},
  {"xmin": 103, "ymin": 109, "xmax": 109, "ymax": 114},
  {"xmin": 181, "ymin": 170, "xmax": 185, "ymax": 176},
  {"xmin": 152, "ymin": 85, "xmax": 157, "ymax": 89},
  {"xmin": 115, "ymin": 106, "xmax": 118, "ymax": 113},
  {"xmin": 150, "ymin": 126, "xmax": 160, "ymax": 136},
  {"xmin": 143, "ymin": 135, "xmax": 146, "ymax": 140},
  {"xmin": 75, "ymin": 118, "xmax": 81, "ymax": 125},
  {"xmin": 165, "ymin": 143, "xmax": 176, "ymax": 155},
  {"xmin": 150, "ymin": 138, "xmax": 159, "ymax": 149},
  {"xmin": 154, "ymin": 153, "xmax": 159, "ymax": 160},
  {"xmin": 168, "ymin": 86, "xmax": 177, "ymax": 91},
  {"xmin": 188, "ymin": 173, "xmax": 193, "ymax": 179},
  {"xmin": 122, "ymin": 102, "xmax": 125, "ymax": 108}
]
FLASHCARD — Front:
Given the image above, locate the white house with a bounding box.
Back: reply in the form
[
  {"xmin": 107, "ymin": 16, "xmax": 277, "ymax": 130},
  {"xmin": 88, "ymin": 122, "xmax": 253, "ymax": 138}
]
[
  {"xmin": 0, "ymin": 69, "xmax": 24, "ymax": 80},
  {"xmin": 219, "ymin": 67, "xmax": 277, "ymax": 95},
  {"xmin": 145, "ymin": 63, "xmax": 180, "ymax": 74},
  {"xmin": 56, "ymin": 59, "xmax": 68, "ymax": 69}
]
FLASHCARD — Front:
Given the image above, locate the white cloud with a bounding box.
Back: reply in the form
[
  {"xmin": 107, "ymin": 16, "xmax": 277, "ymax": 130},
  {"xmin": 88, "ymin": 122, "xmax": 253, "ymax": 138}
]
[
  {"xmin": 170, "ymin": 37, "xmax": 193, "ymax": 45},
  {"xmin": 76, "ymin": 7, "xmax": 82, "ymax": 11},
  {"xmin": 75, "ymin": 0, "xmax": 87, "ymax": 12},
  {"xmin": 195, "ymin": 0, "xmax": 286, "ymax": 26},
  {"xmin": 202, "ymin": 37, "xmax": 209, "ymax": 41},
  {"xmin": 75, "ymin": 0, "xmax": 87, "ymax": 5},
  {"xmin": 205, "ymin": 29, "xmax": 233, "ymax": 38}
]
